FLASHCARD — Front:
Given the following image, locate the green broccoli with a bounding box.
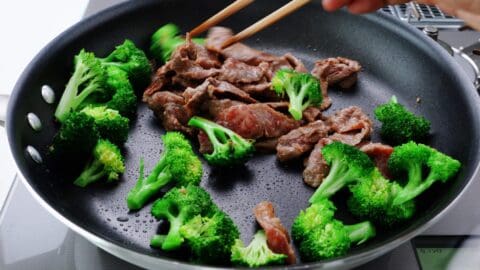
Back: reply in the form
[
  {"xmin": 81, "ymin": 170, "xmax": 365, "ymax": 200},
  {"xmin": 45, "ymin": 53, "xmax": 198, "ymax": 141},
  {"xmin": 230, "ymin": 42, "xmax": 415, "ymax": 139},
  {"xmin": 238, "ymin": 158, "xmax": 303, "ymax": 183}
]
[
  {"xmin": 271, "ymin": 69, "xmax": 323, "ymax": 120},
  {"xmin": 80, "ymin": 106, "xmax": 130, "ymax": 145},
  {"xmin": 388, "ymin": 141, "xmax": 461, "ymax": 206},
  {"xmin": 187, "ymin": 116, "xmax": 255, "ymax": 166},
  {"xmin": 98, "ymin": 39, "xmax": 152, "ymax": 87},
  {"xmin": 309, "ymin": 142, "xmax": 375, "ymax": 203},
  {"xmin": 74, "ymin": 139, "xmax": 125, "ymax": 187},
  {"xmin": 54, "ymin": 50, "xmax": 110, "ymax": 122},
  {"xmin": 179, "ymin": 211, "xmax": 239, "ymax": 264},
  {"xmin": 150, "ymin": 23, "xmax": 205, "ymax": 62},
  {"xmin": 50, "ymin": 111, "xmax": 99, "ymax": 160},
  {"xmin": 292, "ymin": 198, "xmax": 376, "ymax": 261},
  {"xmin": 150, "ymin": 185, "xmax": 216, "ymax": 251},
  {"xmin": 347, "ymin": 169, "xmax": 416, "ymax": 227},
  {"xmin": 126, "ymin": 132, "xmax": 202, "ymax": 210},
  {"xmin": 374, "ymin": 96, "xmax": 431, "ymax": 145},
  {"xmin": 231, "ymin": 230, "xmax": 287, "ymax": 267},
  {"xmin": 104, "ymin": 66, "xmax": 138, "ymax": 118}
]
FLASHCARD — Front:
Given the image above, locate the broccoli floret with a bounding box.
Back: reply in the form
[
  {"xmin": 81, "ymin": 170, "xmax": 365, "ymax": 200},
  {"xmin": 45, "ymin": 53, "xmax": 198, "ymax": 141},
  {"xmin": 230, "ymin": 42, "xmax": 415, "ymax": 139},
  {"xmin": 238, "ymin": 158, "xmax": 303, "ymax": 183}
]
[
  {"xmin": 180, "ymin": 211, "xmax": 239, "ymax": 264},
  {"xmin": 388, "ymin": 141, "xmax": 461, "ymax": 206},
  {"xmin": 347, "ymin": 169, "xmax": 416, "ymax": 227},
  {"xmin": 150, "ymin": 185, "xmax": 216, "ymax": 251},
  {"xmin": 80, "ymin": 106, "xmax": 130, "ymax": 145},
  {"xmin": 374, "ymin": 96, "xmax": 431, "ymax": 145},
  {"xmin": 74, "ymin": 139, "xmax": 125, "ymax": 187},
  {"xmin": 150, "ymin": 23, "xmax": 205, "ymax": 62},
  {"xmin": 55, "ymin": 50, "xmax": 110, "ymax": 122},
  {"xmin": 293, "ymin": 198, "xmax": 376, "ymax": 261},
  {"xmin": 309, "ymin": 142, "xmax": 375, "ymax": 203},
  {"xmin": 231, "ymin": 230, "xmax": 287, "ymax": 267},
  {"xmin": 271, "ymin": 69, "xmax": 323, "ymax": 120},
  {"xmin": 104, "ymin": 66, "xmax": 138, "ymax": 118},
  {"xmin": 50, "ymin": 111, "xmax": 99, "ymax": 160},
  {"xmin": 188, "ymin": 116, "xmax": 255, "ymax": 166},
  {"xmin": 126, "ymin": 132, "xmax": 202, "ymax": 210},
  {"xmin": 98, "ymin": 39, "xmax": 152, "ymax": 87}
]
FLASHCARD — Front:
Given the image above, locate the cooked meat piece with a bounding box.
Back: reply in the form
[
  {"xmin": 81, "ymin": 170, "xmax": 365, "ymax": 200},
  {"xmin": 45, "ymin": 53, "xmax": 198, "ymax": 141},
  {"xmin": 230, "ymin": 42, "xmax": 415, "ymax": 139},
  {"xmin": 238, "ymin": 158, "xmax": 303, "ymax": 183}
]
[
  {"xmin": 277, "ymin": 120, "xmax": 330, "ymax": 162},
  {"xmin": 311, "ymin": 57, "xmax": 361, "ymax": 89},
  {"xmin": 283, "ymin": 53, "xmax": 308, "ymax": 73},
  {"xmin": 216, "ymin": 104, "xmax": 299, "ymax": 140},
  {"xmin": 143, "ymin": 90, "xmax": 184, "ymax": 113},
  {"xmin": 254, "ymin": 138, "xmax": 279, "ymax": 153},
  {"xmin": 202, "ymin": 98, "xmax": 245, "ymax": 119},
  {"xmin": 183, "ymin": 80, "xmax": 210, "ymax": 116},
  {"xmin": 359, "ymin": 142, "xmax": 393, "ymax": 179},
  {"xmin": 264, "ymin": 102, "xmax": 289, "ymax": 112},
  {"xmin": 197, "ymin": 131, "xmax": 213, "ymax": 154},
  {"xmin": 319, "ymin": 79, "xmax": 332, "ymax": 110},
  {"xmin": 206, "ymin": 27, "xmax": 278, "ymax": 65},
  {"xmin": 327, "ymin": 106, "xmax": 372, "ymax": 145},
  {"xmin": 144, "ymin": 65, "xmax": 171, "ymax": 97},
  {"xmin": 303, "ymin": 106, "xmax": 323, "ymax": 123},
  {"xmin": 218, "ymin": 58, "xmax": 268, "ymax": 84},
  {"xmin": 303, "ymin": 137, "xmax": 333, "ymax": 188},
  {"xmin": 207, "ymin": 78, "xmax": 257, "ymax": 104},
  {"xmin": 254, "ymin": 201, "xmax": 296, "ymax": 265},
  {"xmin": 179, "ymin": 34, "xmax": 221, "ymax": 69},
  {"xmin": 160, "ymin": 103, "xmax": 193, "ymax": 135},
  {"xmin": 239, "ymin": 80, "xmax": 279, "ymax": 101}
]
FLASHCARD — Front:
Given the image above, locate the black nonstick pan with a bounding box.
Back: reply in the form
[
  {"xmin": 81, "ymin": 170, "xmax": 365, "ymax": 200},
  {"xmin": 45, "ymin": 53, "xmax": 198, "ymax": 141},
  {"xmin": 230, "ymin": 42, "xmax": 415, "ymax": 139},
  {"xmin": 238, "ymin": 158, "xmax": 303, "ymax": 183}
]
[{"xmin": 2, "ymin": 0, "xmax": 480, "ymax": 269}]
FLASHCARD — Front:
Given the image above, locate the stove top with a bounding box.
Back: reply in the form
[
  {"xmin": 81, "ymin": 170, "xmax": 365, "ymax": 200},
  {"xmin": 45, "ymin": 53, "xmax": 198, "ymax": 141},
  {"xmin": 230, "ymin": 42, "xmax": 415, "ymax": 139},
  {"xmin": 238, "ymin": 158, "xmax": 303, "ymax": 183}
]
[{"xmin": 1, "ymin": 1, "xmax": 480, "ymax": 270}]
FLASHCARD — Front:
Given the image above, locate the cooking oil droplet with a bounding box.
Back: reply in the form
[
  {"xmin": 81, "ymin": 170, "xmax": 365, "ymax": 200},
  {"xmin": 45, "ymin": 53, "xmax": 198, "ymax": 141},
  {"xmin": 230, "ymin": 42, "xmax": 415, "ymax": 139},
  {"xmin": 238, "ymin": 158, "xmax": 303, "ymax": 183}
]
[{"xmin": 117, "ymin": 216, "xmax": 129, "ymax": 222}]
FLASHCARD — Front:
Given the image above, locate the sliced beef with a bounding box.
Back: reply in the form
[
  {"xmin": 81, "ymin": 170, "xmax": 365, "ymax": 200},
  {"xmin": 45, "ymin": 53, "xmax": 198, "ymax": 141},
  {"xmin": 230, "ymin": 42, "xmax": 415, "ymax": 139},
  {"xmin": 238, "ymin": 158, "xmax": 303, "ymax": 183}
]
[
  {"xmin": 276, "ymin": 120, "xmax": 330, "ymax": 162},
  {"xmin": 216, "ymin": 104, "xmax": 299, "ymax": 140},
  {"xmin": 359, "ymin": 142, "xmax": 393, "ymax": 179},
  {"xmin": 202, "ymin": 98, "xmax": 245, "ymax": 119},
  {"xmin": 144, "ymin": 65, "xmax": 172, "ymax": 97},
  {"xmin": 303, "ymin": 106, "xmax": 323, "ymax": 123},
  {"xmin": 207, "ymin": 78, "xmax": 257, "ymax": 104},
  {"xmin": 197, "ymin": 131, "xmax": 213, "ymax": 154},
  {"xmin": 303, "ymin": 137, "xmax": 333, "ymax": 188},
  {"xmin": 264, "ymin": 102, "xmax": 289, "ymax": 112},
  {"xmin": 183, "ymin": 80, "xmax": 210, "ymax": 116},
  {"xmin": 218, "ymin": 58, "xmax": 269, "ymax": 84},
  {"xmin": 239, "ymin": 80, "xmax": 278, "ymax": 101},
  {"xmin": 254, "ymin": 201, "xmax": 296, "ymax": 265},
  {"xmin": 311, "ymin": 57, "xmax": 361, "ymax": 89},
  {"xmin": 161, "ymin": 103, "xmax": 193, "ymax": 135},
  {"xmin": 254, "ymin": 138, "xmax": 279, "ymax": 153},
  {"xmin": 327, "ymin": 106, "xmax": 373, "ymax": 145},
  {"xmin": 143, "ymin": 90, "xmax": 184, "ymax": 113}
]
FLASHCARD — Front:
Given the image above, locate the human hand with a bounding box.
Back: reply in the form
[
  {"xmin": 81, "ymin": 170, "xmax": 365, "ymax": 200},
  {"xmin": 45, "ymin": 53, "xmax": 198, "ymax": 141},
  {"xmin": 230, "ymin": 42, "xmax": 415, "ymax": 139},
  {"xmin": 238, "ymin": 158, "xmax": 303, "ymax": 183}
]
[{"xmin": 322, "ymin": 0, "xmax": 480, "ymax": 30}]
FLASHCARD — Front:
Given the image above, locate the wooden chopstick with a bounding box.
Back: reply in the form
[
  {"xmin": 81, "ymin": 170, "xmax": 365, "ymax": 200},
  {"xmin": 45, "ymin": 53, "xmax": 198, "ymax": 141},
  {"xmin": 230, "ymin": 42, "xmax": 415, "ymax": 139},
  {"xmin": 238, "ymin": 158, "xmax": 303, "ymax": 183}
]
[
  {"xmin": 221, "ymin": 0, "xmax": 311, "ymax": 49},
  {"xmin": 189, "ymin": 0, "xmax": 256, "ymax": 37}
]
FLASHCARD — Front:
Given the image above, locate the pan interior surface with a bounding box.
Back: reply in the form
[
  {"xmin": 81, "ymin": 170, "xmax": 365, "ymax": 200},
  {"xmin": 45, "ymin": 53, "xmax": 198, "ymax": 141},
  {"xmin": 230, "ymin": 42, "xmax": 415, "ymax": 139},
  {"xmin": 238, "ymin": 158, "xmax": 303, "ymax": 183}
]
[{"xmin": 7, "ymin": 0, "xmax": 480, "ymax": 268}]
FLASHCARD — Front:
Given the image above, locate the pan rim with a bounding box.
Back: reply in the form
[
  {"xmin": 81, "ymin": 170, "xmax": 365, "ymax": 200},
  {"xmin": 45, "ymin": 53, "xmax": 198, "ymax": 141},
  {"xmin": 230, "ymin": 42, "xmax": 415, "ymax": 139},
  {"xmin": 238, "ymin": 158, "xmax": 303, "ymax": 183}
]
[{"xmin": 6, "ymin": 0, "xmax": 480, "ymax": 269}]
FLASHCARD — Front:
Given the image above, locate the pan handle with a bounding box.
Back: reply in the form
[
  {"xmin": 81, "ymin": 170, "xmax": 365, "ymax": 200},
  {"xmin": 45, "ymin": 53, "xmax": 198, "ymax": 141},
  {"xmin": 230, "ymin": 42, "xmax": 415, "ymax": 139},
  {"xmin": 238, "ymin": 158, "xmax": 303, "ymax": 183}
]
[{"xmin": 0, "ymin": 94, "xmax": 9, "ymax": 127}]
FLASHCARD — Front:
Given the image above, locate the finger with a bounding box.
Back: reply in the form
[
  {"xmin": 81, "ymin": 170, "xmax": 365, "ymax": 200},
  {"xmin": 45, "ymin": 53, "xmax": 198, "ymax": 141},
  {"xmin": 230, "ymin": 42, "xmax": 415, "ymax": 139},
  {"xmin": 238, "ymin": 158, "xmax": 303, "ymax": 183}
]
[
  {"xmin": 322, "ymin": 0, "xmax": 353, "ymax": 11},
  {"xmin": 347, "ymin": 0, "xmax": 385, "ymax": 13},
  {"xmin": 455, "ymin": 9, "xmax": 480, "ymax": 31}
]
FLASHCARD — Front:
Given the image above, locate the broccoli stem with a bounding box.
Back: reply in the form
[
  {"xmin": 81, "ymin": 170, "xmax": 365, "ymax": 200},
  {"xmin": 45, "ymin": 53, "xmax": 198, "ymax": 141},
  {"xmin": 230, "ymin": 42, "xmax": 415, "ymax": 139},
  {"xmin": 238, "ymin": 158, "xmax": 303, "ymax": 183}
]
[
  {"xmin": 392, "ymin": 170, "xmax": 437, "ymax": 206},
  {"xmin": 150, "ymin": 234, "xmax": 167, "ymax": 248},
  {"xmin": 55, "ymin": 63, "xmax": 87, "ymax": 121},
  {"xmin": 74, "ymin": 159, "xmax": 105, "ymax": 187},
  {"xmin": 287, "ymin": 84, "xmax": 310, "ymax": 121},
  {"xmin": 344, "ymin": 221, "xmax": 376, "ymax": 245},
  {"xmin": 309, "ymin": 160, "xmax": 351, "ymax": 203},
  {"xmin": 162, "ymin": 215, "xmax": 185, "ymax": 250},
  {"xmin": 127, "ymin": 157, "xmax": 173, "ymax": 210}
]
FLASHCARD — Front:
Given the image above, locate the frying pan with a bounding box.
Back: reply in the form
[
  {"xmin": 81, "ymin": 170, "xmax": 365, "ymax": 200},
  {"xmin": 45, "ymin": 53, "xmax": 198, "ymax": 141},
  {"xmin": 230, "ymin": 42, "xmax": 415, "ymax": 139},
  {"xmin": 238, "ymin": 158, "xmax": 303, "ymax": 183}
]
[{"xmin": 2, "ymin": 0, "xmax": 480, "ymax": 269}]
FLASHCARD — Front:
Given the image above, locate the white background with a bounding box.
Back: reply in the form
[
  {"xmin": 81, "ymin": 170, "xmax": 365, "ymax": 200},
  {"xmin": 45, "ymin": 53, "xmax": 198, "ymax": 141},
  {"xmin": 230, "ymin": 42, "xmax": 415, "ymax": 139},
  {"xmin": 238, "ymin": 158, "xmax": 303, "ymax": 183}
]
[{"xmin": 0, "ymin": 1, "xmax": 89, "ymax": 208}]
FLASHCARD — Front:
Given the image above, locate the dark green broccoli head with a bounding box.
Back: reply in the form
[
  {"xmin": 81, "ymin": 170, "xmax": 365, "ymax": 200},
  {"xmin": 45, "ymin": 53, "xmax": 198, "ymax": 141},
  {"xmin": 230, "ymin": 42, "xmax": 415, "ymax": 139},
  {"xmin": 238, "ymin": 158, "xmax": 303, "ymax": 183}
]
[
  {"xmin": 50, "ymin": 111, "xmax": 99, "ymax": 160},
  {"xmin": 348, "ymin": 170, "xmax": 415, "ymax": 227},
  {"xmin": 74, "ymin": 139, "xmax": 125, "ymax": 187},
  {"xmin": 104, "ymin": 66, "xmax": 137, "ymax": 118},
  {"xmin": 292, "ymin": 198, "xmax": 336, "ymax": 243},
  {"xmin": 374, "ymin": 96, "xmax": 431, "ymax": 145},
  {"xmin": 188, "ymin": 116, "xmax": 255, "ymax": 166},
  {"xmin": 126, "ymin": 133, "xmax": 202, "ymax": 211},
  {"xmin": 271, "ymin": 69, "xmax": 322, "ymax": 120},
  {"xmin": 309, "ymin": 142, "xmax": 375, "ymax": 203},
  {"xmin": 81, "ymin": 106, "xmax": 130, "ymax": 146},
  {"xmin": 180, "ymin": 211, "xmax": 239, "ymax": 264},
  {"xmin": 55, "ymin": 50, "xmax": 110, "ymax": 122},
  {"xmin": 388, "ymin": 141, "xmax": 461, "ymax": 206},
  {"xmin": 100, "ymin": 39, "xmax": 152, "ymax": 87},
  {"xmin": 231, "ymin": 230, "xmax": 287, "ymax": 267},
  {"xmin": 150, "ymin": 185, "xmax": 215, "ymax": 251}
]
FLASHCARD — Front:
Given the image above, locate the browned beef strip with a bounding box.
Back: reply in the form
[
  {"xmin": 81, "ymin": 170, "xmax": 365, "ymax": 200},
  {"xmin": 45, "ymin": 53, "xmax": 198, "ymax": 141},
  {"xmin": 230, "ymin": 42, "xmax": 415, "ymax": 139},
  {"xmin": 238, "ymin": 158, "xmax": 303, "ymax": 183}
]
[
  {"xmin": 183, "ymin": 80, "xmax": 210, "ymax": 116},
  {"xmin": 143, "ymin": 91, "xmax": 184, "ymax": 113},
  {"xmin": 239, "ymin": 80, "xmax": 279, "ymax": 101},
  {"xmin": 217, "ymin": 58, "xmax": 268, "ymax": 84},
  {"xmin": 144, "ymin": 65, "xmax": 171, "ymax": 97},
  {"xmin": 311, "ymin": 57, "xmax": 361, "ymax": 89},
  {"xmin": 264, "ymin": 102, "xmax": 289, "ymax": 112},
  {"xmin": 303, "ymin": 106, "xmax": 323, "ymax": 123},
  {"xmin": 359, "ymin": 142, "xmax": 393, "ymax": 179},
  {"xmin": 276, "ymin": 120, "xmax": 330, "ymax": 162},
  {"xmin": 216, "ymin": 104, "xmax": 299, "ymax": 140},
  {"xmin": 207, "ymin": 78, "xmax": 257, "ymax": 104},
  {"xmin": 197, "ymin": 131, "xmax": 213, "ymax": 154},
  {"xmin": 254, "ymin": 201, "xmax": 296, "ymax": 265},
  {"xmin": 254, "ymin": 138, "xmax": 279, "ymax": 153},
  {"xmin": 302, "ymin": 106, "xmax": 373, "ymax": 187},
  {"xmin": 202, "ymin": 98, "xmax": 245, "ymax": 119},
  {"xmin": 160, "ymin": 103, "xmax": 193, "ymax": 135}
]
